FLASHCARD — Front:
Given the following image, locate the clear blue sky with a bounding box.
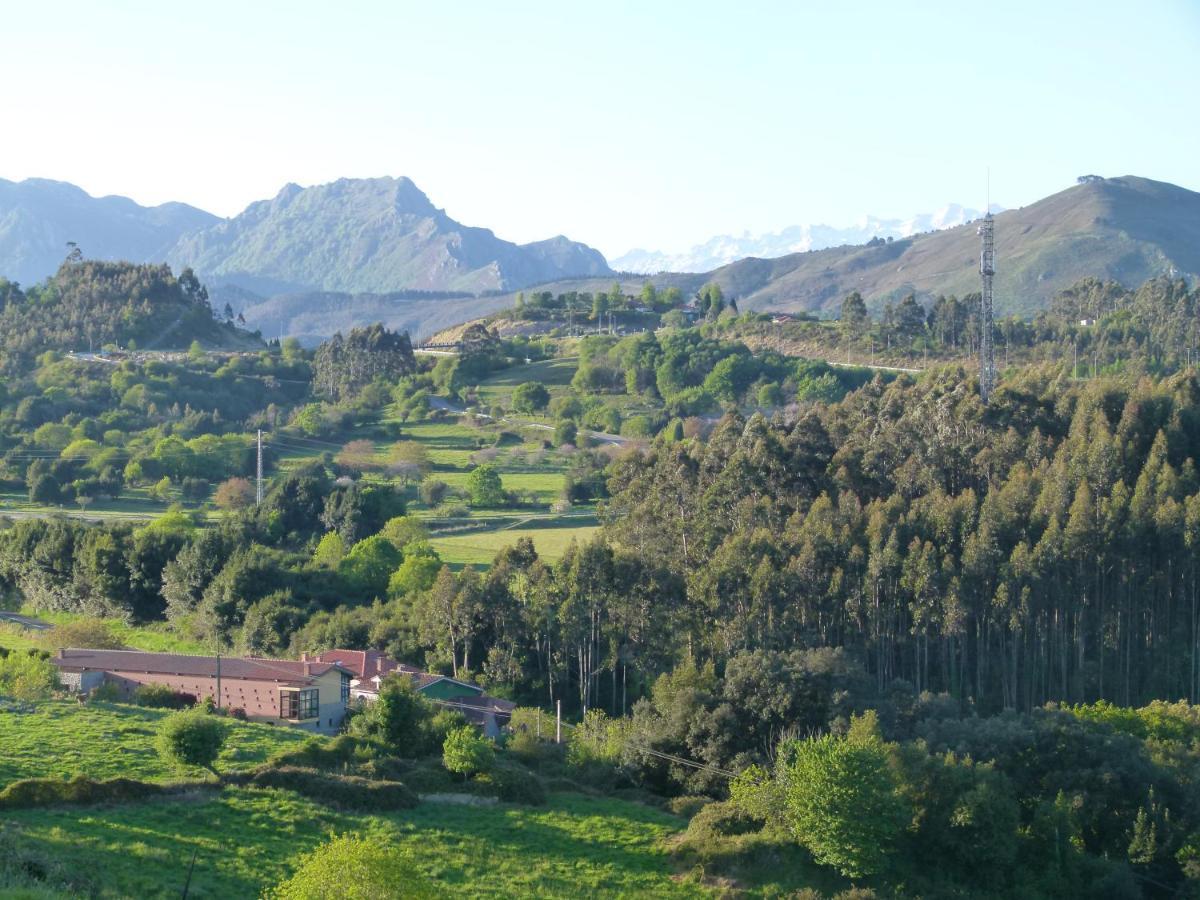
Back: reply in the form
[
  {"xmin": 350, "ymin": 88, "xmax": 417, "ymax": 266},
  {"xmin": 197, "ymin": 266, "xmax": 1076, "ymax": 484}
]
[{"xmin": 3, "ymin": 1, "xmax": 1197, "ymax": 258}]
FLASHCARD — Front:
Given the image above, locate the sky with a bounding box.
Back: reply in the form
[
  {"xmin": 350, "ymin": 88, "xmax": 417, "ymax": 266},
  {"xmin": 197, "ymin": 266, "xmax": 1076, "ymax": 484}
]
[{"xmin": 2, "ymin": 1, "xmax": 1198, "ymax": 259}]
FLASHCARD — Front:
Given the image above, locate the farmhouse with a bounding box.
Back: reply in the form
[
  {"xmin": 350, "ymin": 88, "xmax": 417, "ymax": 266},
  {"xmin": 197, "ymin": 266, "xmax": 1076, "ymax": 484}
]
[
  {"xmin": 51, "ymin": 648, "xmax": 352, "ymax": 734},
  {"xmin": 311, "ymin": 648, "xmax": 515, "ymax": 737}
]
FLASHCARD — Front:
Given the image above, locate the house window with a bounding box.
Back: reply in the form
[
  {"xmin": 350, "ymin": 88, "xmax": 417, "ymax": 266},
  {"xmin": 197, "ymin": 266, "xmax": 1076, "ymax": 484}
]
[
  {"xmin": 340, "ymin": 673, "xmax": 350, "ymax": 703},
  {"xmin": 280, "ymin": 688, "xmax": 318, "ymax": 720}
]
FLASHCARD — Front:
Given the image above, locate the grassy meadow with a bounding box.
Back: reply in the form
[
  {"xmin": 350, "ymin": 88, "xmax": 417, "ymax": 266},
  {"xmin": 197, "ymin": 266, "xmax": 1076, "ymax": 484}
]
[
  {"xmin": 0, "ymin": 700, "xmax": 309, "ymax": 785},
  {"xmin": 2, "ymin": 788, "xmax": 702, "ymax": 899}
]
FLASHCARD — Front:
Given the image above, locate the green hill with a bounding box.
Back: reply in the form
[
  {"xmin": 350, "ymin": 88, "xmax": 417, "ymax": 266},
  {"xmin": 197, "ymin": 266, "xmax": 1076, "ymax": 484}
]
[{"xmin": 0, "ymin": 259, "xmax": 261, "ymax": 371}]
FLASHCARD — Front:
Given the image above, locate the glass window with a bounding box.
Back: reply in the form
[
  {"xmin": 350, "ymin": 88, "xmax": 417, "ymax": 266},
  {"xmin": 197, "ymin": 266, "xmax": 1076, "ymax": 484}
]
[
  {"xmin": 340, "ymin": 673, "xmax": 350, "ymax": 703},
  {"xmin": 280, "ymin": 688, "xmax": 318, "ymax": 720}
]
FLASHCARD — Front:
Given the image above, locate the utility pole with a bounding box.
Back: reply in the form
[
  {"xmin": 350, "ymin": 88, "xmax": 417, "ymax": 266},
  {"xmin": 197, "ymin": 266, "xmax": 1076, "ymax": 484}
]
[
  {"xmin": 256, "ymin": 429, "xmax": 263, "ymax": 506},
  {"xmin": 556, "ymin": 700, "xmax": 562, "ymax": 744},
  {"xmin": 978, "ymin": 211, "xmax": 997, "ymax": 403}
]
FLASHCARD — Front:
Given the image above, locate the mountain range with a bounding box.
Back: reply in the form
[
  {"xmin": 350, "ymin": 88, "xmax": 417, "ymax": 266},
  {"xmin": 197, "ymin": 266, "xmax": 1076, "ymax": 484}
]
[
  {"xmin": 1, "ymin": 173, "xmax": 1197, "ymax": 339},
  {"xmin": 0, "ymin": 176, "xmax": 610, "ymax": 297},
  {"xmin": 611, "ymin": 204, "xmax": 1002, "ymax": 274},
  {"xmin": 495, "ymin": 176, "xmax": 1200, "ymax": 321}
]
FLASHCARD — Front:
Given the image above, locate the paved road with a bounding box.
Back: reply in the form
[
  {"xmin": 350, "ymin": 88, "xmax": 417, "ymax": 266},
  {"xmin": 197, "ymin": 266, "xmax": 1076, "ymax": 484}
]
[{"xmin": 0, "ymin": 612, "xmax": 52, "ymax": 631}]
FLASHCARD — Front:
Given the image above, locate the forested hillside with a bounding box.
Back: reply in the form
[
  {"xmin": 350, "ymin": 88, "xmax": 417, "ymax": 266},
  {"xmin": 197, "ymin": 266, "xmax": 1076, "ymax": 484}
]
[
  {"xmin": 3, "ymin": 268, "xmax": 1200, "ymax": 896},
  {"xmin": 0, "ymin": 258, "xmax": 260, "ymax": 373}
]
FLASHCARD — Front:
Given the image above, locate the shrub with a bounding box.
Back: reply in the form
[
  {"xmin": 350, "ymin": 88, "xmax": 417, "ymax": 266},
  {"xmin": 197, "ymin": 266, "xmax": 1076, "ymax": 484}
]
[
  {"xmin": 778, "ymin": 712, "xmax": 908, "ymax": 879},
  {"xmin": 437, "ymin": 502, "xmax": 471, "ymax": 519},
  {"xmin": 443, "ymin": 725, "xmax": 495, "ymax": 778},
  {"xmin": 0, "ymin": 775, "xmax": 192, "ymax": 810},
  {"xmin": 507, "ymin": 707, "xmax": 559, "ymax": 764},
  {"xmin": 269, "ymin": 833, "xmax": 435, "ymax": 900},
  {"xmin": 348, "ymin": 678, "xmax": 442, "ymax": 757},
  {"xmin": 419, "ymin": 478, "xmax": 449, "ymax": 506},
  {"xmin": 465, "ymin": 463, "xmax": 505, "ymax": 507},
  {"xmin": 90, "ymin": 681, "xmax": 121, "ymax": 702},
  {"xmin": 398, "ymin": 761, "xmax": 457, "ymax": 794},
  {"xmin": 134, "ymin": 683, "xmax": 196, "ymax": 709},
  {"xmin": 249, "ymin": 766, "xmax": 417, "ymax": 811},
  {"xmin": 553, "ymin": 419, "xmax": 577, "ymax": 446},
  {"xmin": 0, "ymin": 652, "xmax": 59, "ymax": 701},
  {"xmin": 268, "ymin": 735, "xmax": 364, "ymax": 771},
  {"xmin": 511, "ymin": 381, "xmax": 550, "ymax": 414},
  {"xmin": 667, "ymin": 795, "xmax": 711, "ymax": 818},
  {"xmin": 155, "ymin": 711, "xmax": 226, "ymax": 773},
  {"xmin": 37, "ymin": 618, "xmax": 124, "ymax": 651},
  {"xmin": 687, "ymin": 799, "xmax": 763, "ymax": 838},
  {"xmin": 477, "ymin": 760, "xmax": 546, "ymax": 805}
]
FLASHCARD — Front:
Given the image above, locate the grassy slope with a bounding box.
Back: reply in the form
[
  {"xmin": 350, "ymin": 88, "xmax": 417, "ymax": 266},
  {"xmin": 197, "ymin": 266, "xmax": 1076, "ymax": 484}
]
[
  {"xmin": 430, "ymin": 523, "xmax": 599, "ymax": 566},
  {"xmin": 2, "ymin": 788, "xmax": 702, "ymax": 899},
  {"xmin": 0, "ymin": 700, "xmax": 309, "ymax": 785},
  {"xmin": 0, "ymin": 610, "xmax": 210, "ymax": 654}
]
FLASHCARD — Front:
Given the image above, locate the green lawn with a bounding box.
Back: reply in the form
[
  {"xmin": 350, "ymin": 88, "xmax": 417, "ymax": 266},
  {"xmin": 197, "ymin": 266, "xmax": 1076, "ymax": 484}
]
[
  {"xmin": 0, "ymin": 700, "xmax": 310, "ymax": 787},
  {"xmin": 1, "ymin": 788, "xmax": 704, "ymax": 898}
]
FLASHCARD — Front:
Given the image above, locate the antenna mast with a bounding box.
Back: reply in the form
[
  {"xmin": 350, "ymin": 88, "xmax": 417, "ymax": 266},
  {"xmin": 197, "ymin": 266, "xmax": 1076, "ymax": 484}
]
[
  {"xmin": 978, "ymin": 212, "xmax": 996, "ymax": 403},
  {"xmin": 256, "ymin": 429, "xmax": 264, "ymax": 506}
]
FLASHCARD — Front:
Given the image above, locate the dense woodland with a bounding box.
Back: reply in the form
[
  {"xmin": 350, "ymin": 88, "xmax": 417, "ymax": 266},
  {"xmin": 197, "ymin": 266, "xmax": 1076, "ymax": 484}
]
[{"xmin": 3, "ymin": 261, "xmax": 1200, "ymax": 895}]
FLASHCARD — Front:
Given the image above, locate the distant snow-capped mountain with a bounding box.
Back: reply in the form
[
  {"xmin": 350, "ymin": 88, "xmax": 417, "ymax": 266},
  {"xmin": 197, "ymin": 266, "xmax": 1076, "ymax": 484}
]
[{"xmin": 612, "ymin": 203, "xmax": 1003, "ymax": 273}]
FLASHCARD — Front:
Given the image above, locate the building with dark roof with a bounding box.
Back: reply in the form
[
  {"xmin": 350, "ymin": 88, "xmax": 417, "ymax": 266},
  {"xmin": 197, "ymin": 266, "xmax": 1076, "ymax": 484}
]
[{"xmin": 51, "ymin": 648, "xmax": 352, "ymax": 734}]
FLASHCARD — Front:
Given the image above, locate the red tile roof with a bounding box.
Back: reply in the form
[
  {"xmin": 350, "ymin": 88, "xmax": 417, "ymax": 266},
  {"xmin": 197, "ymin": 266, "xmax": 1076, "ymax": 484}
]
[
  {"xmin": 52, "ymin": 648, "xmax": 349, "ymax": 685},
  {"xmin": 313, "ymin": 649, "xmax": 419, "ymax": 680}
]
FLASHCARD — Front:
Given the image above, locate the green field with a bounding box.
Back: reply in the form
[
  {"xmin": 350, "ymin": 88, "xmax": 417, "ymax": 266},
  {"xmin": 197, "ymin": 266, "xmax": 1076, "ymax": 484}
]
[
  {"xmin": 474, "ymin": 356, "xmax": 579, "ymax": 408},
  {"xmin": 0, "ymin": 700, "xmax": 309, "ymax": 786},
  {"xmin": 430, "ymin": 522, "xmax": 599, "ymax": 565},
  {"xmin": 2, "ymin": 788, "xmax": 701, "ymax": 899}
]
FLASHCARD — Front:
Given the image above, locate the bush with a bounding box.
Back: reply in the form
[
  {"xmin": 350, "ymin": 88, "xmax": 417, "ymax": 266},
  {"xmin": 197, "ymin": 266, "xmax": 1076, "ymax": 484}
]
[
  {"xmin": 269, "ymin": 833, "xmax": 435, "ymax": 900},
  {"xmin": 553, "ymin": 419, "xmax": 577, "ymax": 446},
  {"xmin": 443, "ymin": 725, "xmax": 495, "ymax": 778},
  {"xmin": 134, "ymin": 683, "xmax": 196, "ymax": 709},
  {"xmin": 0, "ymin": 775, "xmax": 190, "ymax": 810},
  {"xmin": 667, "ymin": 795, "xmax": 711, "ymax": 818},
  {"xmin": 37, "ymin": 618, "xmax": 125, "ymax": 651},
  {"xmin": 398, "ymin": 761, "xmax": 457, "ymax": 794},
  {"xmin": 348, "ymin": 678, "xmax": 445, "ymax": 758},
  {"xmin": 155, "ymin": 711, "xmax": 226, "ymax": 773},
  {"xmin": 687, "ymin": 799, "xmax": 763, "ymax": 837},
  {"xmin": 0, "ymin": 652, "xmax": 59, "ymax": 701},
  {"xmin": 477, "ymin": 760, "xmax": 546, "ymax": 805},
  {"xmin": 268, "ymin": 735, "xmax": 365, "ymax": 771},
  {"xmin": 249, "ymin": 766, "xmax": 418, "ymax": 811},
  {"xmin": 419, "ymin": 478, "xmax": 449, "ymax": 506},
  {"xmin": 90, "ymin": 681, "xmax": 121, "ymax": 701},
  {"xmin": 465, "ymin": 463, "xmax": 505, "ymax": 507}
]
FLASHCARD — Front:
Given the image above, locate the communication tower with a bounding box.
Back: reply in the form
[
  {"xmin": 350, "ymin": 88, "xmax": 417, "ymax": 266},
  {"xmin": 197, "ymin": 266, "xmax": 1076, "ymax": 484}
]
[{"xmin": 978, "ymin": 212, "xmax": 996, "ymax": 403}]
